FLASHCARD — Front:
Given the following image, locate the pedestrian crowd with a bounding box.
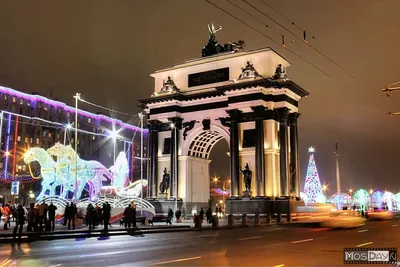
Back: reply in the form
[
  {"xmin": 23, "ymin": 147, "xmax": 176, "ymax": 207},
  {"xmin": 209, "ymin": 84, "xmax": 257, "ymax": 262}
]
[{"xmin": 0, "ymin": 200, "xmax": 114, "ymax": 239}]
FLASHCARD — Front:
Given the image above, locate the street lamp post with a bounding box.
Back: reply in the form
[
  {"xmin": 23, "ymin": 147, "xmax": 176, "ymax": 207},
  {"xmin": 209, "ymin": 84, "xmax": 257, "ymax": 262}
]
[
  {"xmin": 73, "ymin": 93, "xmax": 81, "ymax": 202},
  {"xmin": 138, "ymin": 112, "xmax": 144, "ymax": 217},
  {"xmin": 64, "ymin": 123, "xmax": 73, "ymax": 145}
]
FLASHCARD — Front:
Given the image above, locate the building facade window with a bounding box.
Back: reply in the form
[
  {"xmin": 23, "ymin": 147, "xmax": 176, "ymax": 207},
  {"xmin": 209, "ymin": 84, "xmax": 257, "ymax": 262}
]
[
  {"xmin": 36, "ymin": 138, "xmax": 39, "ymax": 145},
  {"xmin": 19, "ymin": 99, "xmax": 23, "ymax": 105},
  {"xmin": 24, "ymin": 137, "xmax": 28, "ymax": 143},
  {"xmin": 12, "ymin": 97, "xmax": 16, "ymax": 103},
  {"xmin": 17, "ymin": 136, "xmax": 21, "ymax": 142}
]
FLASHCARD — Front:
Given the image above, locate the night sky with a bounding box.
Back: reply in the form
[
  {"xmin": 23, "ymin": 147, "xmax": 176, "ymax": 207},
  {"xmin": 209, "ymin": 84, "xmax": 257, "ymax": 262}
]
[{"xmin": 1, "ymin": 0, "xmax": 400, "ymax": 195}]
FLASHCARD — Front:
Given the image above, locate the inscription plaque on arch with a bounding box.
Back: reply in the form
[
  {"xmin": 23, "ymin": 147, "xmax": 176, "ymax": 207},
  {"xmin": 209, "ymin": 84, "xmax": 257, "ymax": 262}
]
[{"xmin": 188, "ymin": 67, "xmax": 229, "ymax": 87}]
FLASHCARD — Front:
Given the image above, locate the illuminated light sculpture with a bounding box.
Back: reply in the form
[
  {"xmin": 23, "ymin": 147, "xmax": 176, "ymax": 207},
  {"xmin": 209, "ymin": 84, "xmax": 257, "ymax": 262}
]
[
  {"xmin": 303, "ymin": 149, "xmax": 323, "ymax": 203},
  {"xmin": 395, "ymin": 193, "xmax": 400, "ymax": 209},
  {"xmin": 110, "ymin": 152, "xmax": 130, "ymax": 188},
  {"xmin": 46, "ymin": 143, "xmax": 114, "ymax": 201},
  {"xmin": 329, "ymin": 193, "xmax": 352, "ymax": 210},
  {"xmin": 115, "ymin": 179, "xmax": 148, "ymax": 198},
  {"xmin": 300, "ymin": 192, "xmax": 308, "ymax": 203},
  {"xmin": 24, "ymin": 147, "xmax": 59, "ymax": 200},
  {"xmin": 383, "ymin": 191, "xmax": 395, "ymax": 211},
  {"xmin": 211, "ymin": 188, "xmax": 230, "ymax": 196},
  {"xmin": 316, "ymin": 193, "xmax": 327, "ymax": 204},
  {"xmin": 353, "ymin": 189, "xmax": 370, "ymax": 209},
  {"xmin": 371, "ymin": 190, "xmax": 384, "ymax": 209}
]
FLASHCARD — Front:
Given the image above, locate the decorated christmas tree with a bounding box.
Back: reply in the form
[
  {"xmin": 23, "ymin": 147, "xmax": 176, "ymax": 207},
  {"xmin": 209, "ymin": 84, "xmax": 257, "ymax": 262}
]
[{"xmin": 303, "ymin": 147, "xmax": 323, "ymax": 203}]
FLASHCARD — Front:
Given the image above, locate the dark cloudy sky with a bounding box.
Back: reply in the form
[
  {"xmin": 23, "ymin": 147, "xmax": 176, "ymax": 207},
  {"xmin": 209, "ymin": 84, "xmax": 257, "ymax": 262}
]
[{"xmin": 1, "ymin": 0, "xmax": 400, "ymax": 195}]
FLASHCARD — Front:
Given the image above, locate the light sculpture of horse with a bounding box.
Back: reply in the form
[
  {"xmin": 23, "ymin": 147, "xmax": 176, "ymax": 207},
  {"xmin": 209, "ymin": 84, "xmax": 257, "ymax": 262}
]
[
  {"xmin": 109, "ymin": 151, "xmax": 129, "ymax": 188},
  {"xmin": 24, "ymin": 147, "xmax": 58, "ymax": 200},
  {"xmin": 47, "ymin": 143, "xmax": 114, "ymax": 201}
]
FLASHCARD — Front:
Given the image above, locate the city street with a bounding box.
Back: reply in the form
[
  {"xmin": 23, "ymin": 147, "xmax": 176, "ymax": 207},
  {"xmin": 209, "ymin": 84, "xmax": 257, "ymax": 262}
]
[{"xmin": 0, "ymin": 219, "xmax": 398, "ymax": 266}]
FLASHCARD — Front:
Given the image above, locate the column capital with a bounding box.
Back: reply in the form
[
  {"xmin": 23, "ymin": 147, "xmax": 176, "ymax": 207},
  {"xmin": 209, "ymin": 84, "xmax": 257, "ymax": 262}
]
[
  {"xmin": 276, "ymin": 107, "xmax": 290, "ymax": 123},
  {"xmin": 147, "ymin": 120, "xmax": 162, "ymax": 131},
  {"xmin": 168, "ymin": 117, "xmax": 183, "ymax": 130},
  {"xmin": 288, "ymin": 112, "xmax": 301, "ymax": 125},
  {"xmin": 251, "ymin": 106, "xmax": 267, "ymax": 119},
  {"xmin": 226, "ymin": 109, "xmax": 242, "ymax": 122}
]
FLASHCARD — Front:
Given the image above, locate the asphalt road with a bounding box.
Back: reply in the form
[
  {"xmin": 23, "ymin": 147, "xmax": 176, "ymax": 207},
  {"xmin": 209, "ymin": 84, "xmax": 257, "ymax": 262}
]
[{"xmin": 0, "ymin": 220, "xmax": 399, "ymax": 267}]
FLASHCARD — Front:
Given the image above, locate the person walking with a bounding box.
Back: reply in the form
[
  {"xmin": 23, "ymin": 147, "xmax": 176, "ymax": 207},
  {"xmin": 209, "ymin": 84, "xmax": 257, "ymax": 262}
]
[
  {"xmin": 86, "ymin": 204, "xmax": 95, "ymax": 230},
  {"xmin": 102, "ymin": 202, "xmax": 111, "ymax": 230},
  {"xmin": 206, "ymin": 207, "xmax": 212, "ymax": 223},
  {"xmin": 3, "ymin": 204, "xmax": 11, "ymax": 230},
  {"xmin": 95, "ymin": 204, "xmax": 102, "ymax": 226},
  {"xmin": 48, "ymin": 202, "xmax": 57, "ymax": 231},
  {"xmin": 132, "ymin": 204, "xmax": 137, "ymax": 227},
  {"xmin": 66, "ymin": 203, "xmax": 77, "ymax": 230},
  {"xmin": 13, "ymin": 204, "xmax": 25, "ymax": 239},
  {"xmin": 38, "ymin": 201, "xmax": 48, "ymax": 232},
  {"xmin": 199, "ymin": 208, "xmax": 204, "ymax": 222},
  {"xmin": 27, "ymin": 203, "xmax": 36, "ymax": 232},
  {"xmin": 167, "ymin": 207, "xmax": 173, "ymax": 225},
  {"xmin": 123, "ymin": 204, "xmax": 133, "ymax": 228},
  {"xmin": 175, "ymin": 208, "xmax": 181, "ymax": 223}
]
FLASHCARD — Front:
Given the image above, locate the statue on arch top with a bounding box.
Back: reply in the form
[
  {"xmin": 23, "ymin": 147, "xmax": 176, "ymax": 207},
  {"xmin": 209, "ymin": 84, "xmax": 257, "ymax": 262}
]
[
  {"xmin": 273, "ymin": 64, "xmax": 287, "ymax": 80},
  {"xmin": 160, "ymin": 77, "xmax": 179, "ymax": 93}
]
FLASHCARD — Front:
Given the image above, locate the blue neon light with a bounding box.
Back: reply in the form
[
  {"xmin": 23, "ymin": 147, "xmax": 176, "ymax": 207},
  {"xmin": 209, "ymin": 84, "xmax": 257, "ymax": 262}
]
[{"xmin": 4, "ymin": 113, "xmax": 11, "ymax": 179}]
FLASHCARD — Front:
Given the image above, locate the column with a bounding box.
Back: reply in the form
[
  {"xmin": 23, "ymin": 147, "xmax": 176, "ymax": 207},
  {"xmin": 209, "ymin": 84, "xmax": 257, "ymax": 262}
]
[
  {"xmin": 169, "ymin": 117, "xmax": 183, "ymax": 199},
  {"xmin": 278, "ymin": 108, "xmax": 290, "ymax": 196},
  {"xmin": 147, "ymin": 120, "xmax": 160, "ymax": 199},
  {"xmin": 252, "ymin": 106, "xmax": 266, "ymax": 197},
  {"xmin": 227, "ymin": 109, "xmax": 242, "ymax": 199},
  {"xmin": 289, "ymin": 113, "xmax": 301, "ymax": 196}
]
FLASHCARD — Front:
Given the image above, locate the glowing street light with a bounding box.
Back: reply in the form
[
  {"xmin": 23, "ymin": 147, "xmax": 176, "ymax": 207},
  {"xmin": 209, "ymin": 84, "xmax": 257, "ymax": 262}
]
[
  {"xmin": 308, "ymin": 147, "xmax": 315, "ymax": 153},
  {"xmin": 170, "ymin": 123, "xmax": 175, "ymax": 129},
  {"xmin": 4, "ymin": 151, "xmax": 10, "ymax": 157},
  {"xmin": 369, "ymin": 189, "xmax": 374, "ymax": 194},
  {"xmin": 29, "ymin": 191, "xmax": 34, "ymax": 198},
  {"xmin": 212, "ymin": 176, "xmax": 219, "ymax": 183},
  {"xmin": 349, "ymin": 188, "xmax": 353, "ymax": 194}
]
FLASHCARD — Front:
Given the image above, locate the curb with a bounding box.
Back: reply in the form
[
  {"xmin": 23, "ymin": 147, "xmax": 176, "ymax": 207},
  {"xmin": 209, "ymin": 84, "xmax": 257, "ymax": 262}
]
[{"xmin": 0, "ymin": 223, "xmax": 273, "ymax": 243}]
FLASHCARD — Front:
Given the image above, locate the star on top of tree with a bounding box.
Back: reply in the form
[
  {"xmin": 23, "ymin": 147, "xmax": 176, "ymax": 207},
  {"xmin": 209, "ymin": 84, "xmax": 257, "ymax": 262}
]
[{"xmin": 308, "ymin": 147, "xmax": 315, "ymax": 153}]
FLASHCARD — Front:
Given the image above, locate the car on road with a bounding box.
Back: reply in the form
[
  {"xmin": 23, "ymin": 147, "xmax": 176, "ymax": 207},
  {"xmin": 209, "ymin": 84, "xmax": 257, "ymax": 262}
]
[
  {"xmin": 321, "ymin": 211, "xmax": 366, "ymax": 228},
  {"xmin": 366, "ymin": 209, "xmax": 393, "ymax": 220}
]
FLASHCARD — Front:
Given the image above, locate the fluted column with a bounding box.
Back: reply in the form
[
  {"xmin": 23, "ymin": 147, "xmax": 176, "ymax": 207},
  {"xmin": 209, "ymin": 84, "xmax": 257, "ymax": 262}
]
[
  {"xmin": 278, "ymin": 108, "xmax": 290, "ymax": 196},
  {"xmin": 147, "ymin": 120, "xmax": 161, "ymax": 199},
  {"xmin": 227, "ymin": 109, "xmax": 242, "ymax": 199},
  {"xmin": 168, "ymin": 117, "xmax": 183, "ymax": 199},
  {"xmin": 252, "ymin": 106, "xmax": 266, "ymax": 197},
  {"xmin": 289, "ymin": 113, "xmax": 301, "ymax": 196}
]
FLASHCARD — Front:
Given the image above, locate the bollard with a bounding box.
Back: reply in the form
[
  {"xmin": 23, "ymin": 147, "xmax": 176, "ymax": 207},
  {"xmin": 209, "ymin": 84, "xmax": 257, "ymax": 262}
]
[
  {"xmin": 228, "ymin": 214, "xmax": 234, "ymax": 226},
  {"xmin": 194, "ymin": 215, "xmax": 202, "ymax": 228},
  {"xmin": 266, "ymin": 214, "xmax": 271, "ymax": 224},
  {"xmin": 242, "ymin": 214, "xmax": 248, "ymax": 226},
  {"xmin": 254, "ymin": 214, "xmax": 260, "ymax": 225},
  {"xmin": 211, "ymin": 215, "xmax": 219, "ymax": 227}
]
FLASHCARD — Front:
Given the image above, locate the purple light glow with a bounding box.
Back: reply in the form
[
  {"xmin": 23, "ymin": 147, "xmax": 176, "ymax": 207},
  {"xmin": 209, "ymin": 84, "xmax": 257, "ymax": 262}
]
[
  {"xmin": 0, "ymin": 86, "xmax": 147, "ymax": 133},
  {"xmin": 4, "ymin": 113, "xmax": 11, "ymax": 179}
]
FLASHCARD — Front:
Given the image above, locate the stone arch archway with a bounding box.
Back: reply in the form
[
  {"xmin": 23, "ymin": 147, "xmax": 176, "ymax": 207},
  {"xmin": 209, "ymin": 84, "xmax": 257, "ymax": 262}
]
[{"xmin": 181, "ymin": 124, "xmax": 230, "ymax": 159}]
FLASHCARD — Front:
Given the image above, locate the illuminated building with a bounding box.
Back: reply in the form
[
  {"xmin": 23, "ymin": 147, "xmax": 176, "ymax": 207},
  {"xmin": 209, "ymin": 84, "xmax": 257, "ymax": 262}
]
[{"xmin": 0, "ymin": 85, "xmax": 148, "ymax": 204}]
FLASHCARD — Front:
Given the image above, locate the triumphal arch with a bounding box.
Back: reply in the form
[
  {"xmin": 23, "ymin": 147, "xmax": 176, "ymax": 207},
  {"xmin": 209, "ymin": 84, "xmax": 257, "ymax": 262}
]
[{"xmin": 139, "ymin": 24, "xmax": 309, "ymax": 217}]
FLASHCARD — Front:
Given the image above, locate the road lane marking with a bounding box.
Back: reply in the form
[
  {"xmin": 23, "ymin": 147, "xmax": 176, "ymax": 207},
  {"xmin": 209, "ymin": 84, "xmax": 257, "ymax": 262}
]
[
  {"xmin": 0, "ymin": 260, "xmax": 11, "ymax": 267},
  {"xmin": 273, "ymin": 264, "xmax": 285, "ymax": 267},
  {"xmin": 292, "ymin": 238, "xmax": 313, "ymax": 244},
  {"xmin": 358, "ymin": 229, "xmax": 369, "ymax": 232},
  {"xmin": 198, "ymin": 234, "xmax": 217, "ymax": 237},
  {"xmin": 261, "ymin": 227, "xmax": 282, "ymax": 232},
  {"xmin": 311, "ymin": 228, "xmax": 329, "ymax": 232},
  {"xmin": 392, "ymin": 224, "xmax": 398, "ymax": 227},
  {"xmin": 238, "ymin": 236, "xmax": 263, "ymax": 241},
  {"xmin": 152, "ymin": 256, "xmax": 202, "ymax": 266},
  {"xmin": 356, "ymin": 242, "xmax": 373, "ymax": 247}
]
